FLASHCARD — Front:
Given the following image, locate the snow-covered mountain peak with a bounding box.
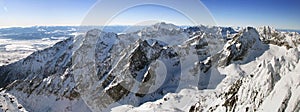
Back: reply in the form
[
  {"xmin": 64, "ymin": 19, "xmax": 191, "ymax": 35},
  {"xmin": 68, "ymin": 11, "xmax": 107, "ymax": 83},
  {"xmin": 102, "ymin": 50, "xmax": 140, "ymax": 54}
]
[
  {"xmin": 214, "ymin": 27, "xmax": 264, "ymax": 67},
  {"xmin": 120, "ymin": 23, "xmax": 189, "ymax": 46},
  {"xmin": 152, "ymin": 22, "xmax": 180, "ymax": 30},
  {"xmin": 139, "ymin": 22, "xmax": 181, "ymax": 34},
  {"xmin": 257, "ymin": 26, "xmax": 300, "ymax": 48},
  {"xmin": 0, "ymin": 24, "xmax": 299, "ymax": 112},
  {"xmin": 258, "ymin": 26, "xmax": 277, "ymax": 33},
  {"xmin": 234, "ymin": 27, "xmax": 261, "ymax": 45}
]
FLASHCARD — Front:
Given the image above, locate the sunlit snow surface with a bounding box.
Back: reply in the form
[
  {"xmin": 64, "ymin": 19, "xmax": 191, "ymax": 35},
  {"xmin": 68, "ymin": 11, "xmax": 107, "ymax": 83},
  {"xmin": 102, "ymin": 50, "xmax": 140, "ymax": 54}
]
[
  {"xmin": 0, "ymin": 38, "xmax": 62, "ymax": 66},
  {"xmin": 0, "ymin": 26, "xmax": 76, "ymax": 66},
  {"xmin": 0, "ymin": 26, "xmax": 141, "ymax": 66},
  {"xmin": 0, "ymin": 25, "xmax": 299, "ymax": 112}
]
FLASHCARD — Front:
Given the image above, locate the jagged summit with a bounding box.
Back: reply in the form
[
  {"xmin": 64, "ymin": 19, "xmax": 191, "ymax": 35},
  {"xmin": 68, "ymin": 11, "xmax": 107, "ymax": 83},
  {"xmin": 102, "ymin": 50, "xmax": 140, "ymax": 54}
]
[
  {"xmin": 258, "ymin": 26, "xmax": 300, "ymax": 48},
  {"xmin": 0, "ymin": 23, "xmax": 299, "ymax": 112},
  {"xmin": 217, "ymin": 27, "xmax": 263, "ymax": 66}
]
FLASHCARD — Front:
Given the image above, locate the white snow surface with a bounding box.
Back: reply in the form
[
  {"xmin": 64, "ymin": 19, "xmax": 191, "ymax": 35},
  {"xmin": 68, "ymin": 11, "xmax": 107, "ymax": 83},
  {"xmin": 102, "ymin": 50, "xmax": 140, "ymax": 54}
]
[
  {"xmin": 0, "ymin": 38, "xmax": 65, "ymax": 66},
  {"xmin": 0, "ymin": 23, "xmax": 299, "ymax": 112}
]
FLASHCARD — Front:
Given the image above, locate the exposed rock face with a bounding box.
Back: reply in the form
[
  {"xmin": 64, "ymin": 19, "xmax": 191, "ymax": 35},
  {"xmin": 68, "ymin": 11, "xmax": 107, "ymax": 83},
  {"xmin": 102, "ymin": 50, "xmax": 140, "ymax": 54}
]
[
  {"xmin": 73, "ymin": 29, "xmax": 181, "ymax": 111},
  {"xmin": 0, "ymin": 37, "xmax": 75, "ymax": 88},
  {"xmin": 0, "ymin": 23, "xmax": 299, "ymax": 112},
  {"xmin": 190, "ymin": 27, "xmax": 300, "ymax": 112},
  {"xmin": 0, "ymin": 23, "xmax": 185, "ymax": 111},
  {"xmin": 0, "ymin": 36, "xmax": 80, "ymax": 102},
  {"xmin": 0, "ymin": 34, "xmax": 88, "ymax": 112},
  {"xmin": 218, "ymin": 27, "xmax": 263, "ymax": 66},
  {"xmin": 198, "ymin": 48, "xmax": 300, "ymax": 112},
  {"xmin": 258, "ymin": 26, "xmax": 300, "ymax": 48}
]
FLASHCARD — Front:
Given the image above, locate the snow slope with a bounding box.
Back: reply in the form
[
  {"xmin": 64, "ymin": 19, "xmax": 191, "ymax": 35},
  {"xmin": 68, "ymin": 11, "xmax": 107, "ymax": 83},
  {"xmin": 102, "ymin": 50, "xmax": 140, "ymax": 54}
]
[{"xmin": 0, "ymin": 23, "xmax": 299, "ymax": 112}]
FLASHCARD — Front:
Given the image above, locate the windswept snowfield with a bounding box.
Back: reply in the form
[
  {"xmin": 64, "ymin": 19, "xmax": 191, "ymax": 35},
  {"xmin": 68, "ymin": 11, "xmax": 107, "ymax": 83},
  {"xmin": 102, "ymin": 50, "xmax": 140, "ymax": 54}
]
[
  {"xmin": 0, "ymin": 38, "xmax": 62, "ymax": 66},
  {"xmin": 0, "ymin": 23, "xmax": 299, "ymax": 112},
  {"xmin": 0, "ymin": 26, "xmax": 143, "ymax": 66},
  {"xmin": 0, "ymin": 26, "xmax": 78, "ymax": 66}
]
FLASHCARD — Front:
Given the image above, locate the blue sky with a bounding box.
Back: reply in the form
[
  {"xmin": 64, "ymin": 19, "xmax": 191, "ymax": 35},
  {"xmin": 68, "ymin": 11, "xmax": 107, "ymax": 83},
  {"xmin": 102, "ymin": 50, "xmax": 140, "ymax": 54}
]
[
  {"xmin": 201, "ymin": 0, "xmax": 300, "ymax": 30},
  {"xmin": 0, "ymin": 0, "xmax": 299, "ymax": 30},
  {"xmin": 81, "ymin": 0, "xmax": 215, "ymax": 26},
  {"xmin": 0, "ymin": 0, "xmax": 96, "ymax": 27},
  {"xmin": 105, "ymin": 5, "xmax": 196, "ymax": 26}
]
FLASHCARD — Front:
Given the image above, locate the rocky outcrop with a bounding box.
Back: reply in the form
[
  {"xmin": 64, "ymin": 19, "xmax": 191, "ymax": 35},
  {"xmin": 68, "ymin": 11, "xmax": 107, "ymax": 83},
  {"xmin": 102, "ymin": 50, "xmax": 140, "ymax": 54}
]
[
  {"xmin": 0, "ymin": 23, "xmax": 183, "ymax": 111},
  {"xmin": 0, "ymin": 23, "xmax": 299, "ymax": 112},
  {"xmin": 190, "ymin": 27, "xmax": 300, "ymax": 112},
  {"xmin": 258, "ymin": 26, "xmax": 300, "ymax": 49}
]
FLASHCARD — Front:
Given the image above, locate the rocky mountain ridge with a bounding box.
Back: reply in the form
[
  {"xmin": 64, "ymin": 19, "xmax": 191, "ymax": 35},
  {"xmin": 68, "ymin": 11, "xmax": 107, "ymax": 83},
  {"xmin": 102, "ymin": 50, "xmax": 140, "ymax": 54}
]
[{"xmin": 0, "ymin": 23, "xmax": 299, "ymax": 112}]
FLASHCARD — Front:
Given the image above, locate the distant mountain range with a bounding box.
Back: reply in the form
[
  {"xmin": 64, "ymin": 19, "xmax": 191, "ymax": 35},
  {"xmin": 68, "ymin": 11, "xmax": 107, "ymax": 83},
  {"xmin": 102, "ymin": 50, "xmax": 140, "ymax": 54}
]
[
  {"xmin": 0, "ymin": 23, "xmax": 299, "ymax": 112},
  {"xmin": 1, "ymin": 25, "xmax": 299, "ymax": 40}
]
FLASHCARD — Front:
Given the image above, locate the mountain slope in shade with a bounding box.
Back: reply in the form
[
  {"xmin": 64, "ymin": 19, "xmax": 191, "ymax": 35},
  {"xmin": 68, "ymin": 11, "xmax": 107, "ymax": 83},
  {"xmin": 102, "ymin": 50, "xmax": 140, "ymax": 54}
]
[{"xmin": 0, "ymin": 23, "xmax": 299, "ymax": 112}]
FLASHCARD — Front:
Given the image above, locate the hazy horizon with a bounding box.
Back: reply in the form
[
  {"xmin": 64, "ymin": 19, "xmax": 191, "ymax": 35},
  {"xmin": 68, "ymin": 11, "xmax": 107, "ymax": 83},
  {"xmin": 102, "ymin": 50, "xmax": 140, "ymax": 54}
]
[
  {"xmin": 1, "ymin": 23, "xmax": 300, "ymax": 32},
  {"xmin": 0, "ymin": 0, "xmax": 300, "ymax": 30}
]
